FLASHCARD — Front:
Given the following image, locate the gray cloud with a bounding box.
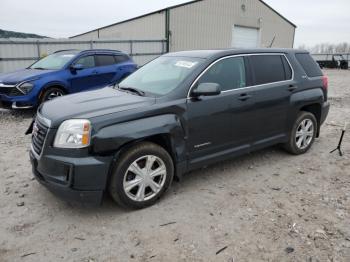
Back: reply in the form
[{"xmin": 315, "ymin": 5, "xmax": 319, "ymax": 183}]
[
  {"xmin": 0, "ymin": 0, "xmax": 349, "ymax": 47},
  {"xmin": 264, "ymin": 0, "xmax": 350, "ymax": 46}
]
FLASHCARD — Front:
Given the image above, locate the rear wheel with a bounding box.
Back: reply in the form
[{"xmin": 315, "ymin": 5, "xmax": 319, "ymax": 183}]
[
  {"xmin": 284, "ymin": 111, "xmax": 317, "ymax": 155},
  {"xmin": 41, "ymin": 87, "xmax": 65, "ymax": 103},
  {"xmin": 109, "ymin": 142, "xmax": 174, "ymax": 209}
]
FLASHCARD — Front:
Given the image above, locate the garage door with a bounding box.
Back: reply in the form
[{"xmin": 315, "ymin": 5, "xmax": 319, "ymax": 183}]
[{"xmin": 232, "ymin": 26, "xmax": 259, "ymax": 48}]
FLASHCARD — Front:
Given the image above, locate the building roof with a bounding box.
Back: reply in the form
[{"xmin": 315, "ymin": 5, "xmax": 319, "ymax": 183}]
[{"xmin": 70, "ymin": 0, "xmax": 296, "ymax": 39}]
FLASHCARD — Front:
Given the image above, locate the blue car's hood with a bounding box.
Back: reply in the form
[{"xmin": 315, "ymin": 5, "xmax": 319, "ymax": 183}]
[{"xmin": 0, "ymin": 68, "xmax": 56, "ymax": 85}]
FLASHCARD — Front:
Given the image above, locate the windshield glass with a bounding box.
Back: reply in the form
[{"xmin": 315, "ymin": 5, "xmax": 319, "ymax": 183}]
[
  {"xmin": 119, "ymin": 56, "xmax": 203, "ymax": 96},
  {"xmin": 30, "ymin": 51, "xmax": 79, "ymax": 70}
]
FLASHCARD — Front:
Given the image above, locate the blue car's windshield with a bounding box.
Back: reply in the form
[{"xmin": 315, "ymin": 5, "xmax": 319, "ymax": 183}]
[
  {"xmin": 119, "ymin": 56, "xmax": 203, "ymax": 96},
  {"xmin": 30, "ymin": 51, "xmax": 79, "ymax": 70}
]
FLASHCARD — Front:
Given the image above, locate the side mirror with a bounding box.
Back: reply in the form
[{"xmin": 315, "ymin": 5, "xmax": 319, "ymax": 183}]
[
  {"xmin": 192, "ymin": 83, "xmax": 221, "ymax": 97},
  {"xmin": 70, "ymin": 64, "xmax": 84, "ymax": 71}
]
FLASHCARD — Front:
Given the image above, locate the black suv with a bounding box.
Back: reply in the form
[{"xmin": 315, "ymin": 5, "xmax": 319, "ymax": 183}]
[{"xmin": 29, "ymin": 49, "xmax": 330, "ymax": 209}]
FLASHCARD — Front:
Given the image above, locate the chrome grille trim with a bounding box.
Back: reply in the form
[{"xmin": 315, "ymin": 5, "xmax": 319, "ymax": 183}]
[{"xmin": 31, "ymin": 116, "xmax": 49, "ymax": 157}]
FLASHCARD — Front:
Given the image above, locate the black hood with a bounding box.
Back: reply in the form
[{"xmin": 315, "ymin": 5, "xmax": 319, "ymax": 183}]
[{"xmin": 40, "ymin": 87, "xmax": 156, "ymax": 128}]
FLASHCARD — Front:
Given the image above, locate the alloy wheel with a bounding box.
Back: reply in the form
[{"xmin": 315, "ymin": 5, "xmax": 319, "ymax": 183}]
[
  {"xmin": 47, "ymin": 91, "xmax": 63, "ymax": 101},
  {"xmin": 123, "ymin": 155, "xmax": 167, "ymax": 202},
  {"xmin": 295, "ymin": 118, "xmax": 314, "ymax": 150}
]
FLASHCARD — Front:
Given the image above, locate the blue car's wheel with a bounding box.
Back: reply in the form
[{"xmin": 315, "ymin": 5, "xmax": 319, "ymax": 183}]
[{"xmin": 41, "ymin": 87, "xmax": 65, "ymax": 103}]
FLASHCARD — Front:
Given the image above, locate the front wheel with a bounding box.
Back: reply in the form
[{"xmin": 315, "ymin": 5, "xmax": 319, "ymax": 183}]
[
  {"xmin": 109, "ymin": 142, "xmax": 174, "ymax": 209},
  {"xmin": 41, "ymin": 87, "xmax": 65, "ymax": 103},
  {"xmin": 284, "ymin": 111, "xmax": 317, "ymax": 155}
]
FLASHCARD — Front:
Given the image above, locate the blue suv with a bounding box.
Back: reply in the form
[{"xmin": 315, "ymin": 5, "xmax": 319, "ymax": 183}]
[{"xmin": 0, "ymin": 49, "xmax": 137, "ymax": 109}]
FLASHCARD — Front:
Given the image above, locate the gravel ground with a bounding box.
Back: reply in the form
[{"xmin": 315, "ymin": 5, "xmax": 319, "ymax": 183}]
[{"xmin": 0, "ymin": 69, "xmax": 349, "ymax": 262}]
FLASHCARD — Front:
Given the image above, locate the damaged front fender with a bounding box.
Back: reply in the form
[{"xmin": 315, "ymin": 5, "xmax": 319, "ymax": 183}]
[{"xmin": 91, "ymin": 114, "xmax": 187, "ymax": 163}]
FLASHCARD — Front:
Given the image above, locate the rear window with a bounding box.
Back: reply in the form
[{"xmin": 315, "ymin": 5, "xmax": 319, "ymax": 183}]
[
  {"xmin": 115, "ymin": 55, "xmax": 130, "ymax": 64},
  {"xmin": 295, "ymin": 53, "xmax": 323, "ymax": 77},
  {"xmin": 95, "ymin": 55, "xmax": 116, "ymax": 66},
  {"xmin": 250, "ymin": 55, "xmax": 291, "ymax": 85}
]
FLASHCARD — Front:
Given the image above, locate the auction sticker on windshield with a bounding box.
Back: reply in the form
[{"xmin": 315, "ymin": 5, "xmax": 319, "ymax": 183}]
[{"xmin": 175, "ymin": 61, "xmax": 198, "ymax": 69}]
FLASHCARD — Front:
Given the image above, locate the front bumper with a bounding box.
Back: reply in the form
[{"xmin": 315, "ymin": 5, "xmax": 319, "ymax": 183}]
[
  {"xmin": 29, "ymin": 148, "xmax": 113, "ymax": 206},
  {"xmin": 0, "ymin": 93, "xmax": 37, "ymax": 109}
]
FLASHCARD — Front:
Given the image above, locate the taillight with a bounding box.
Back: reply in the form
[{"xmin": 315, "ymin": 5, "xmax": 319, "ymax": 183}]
[{"xmin": 322, "ymin": 75, "xmax": 328, "ymax": 91}]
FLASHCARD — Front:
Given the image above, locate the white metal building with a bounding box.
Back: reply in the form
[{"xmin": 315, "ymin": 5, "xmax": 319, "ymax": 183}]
[{"xmin": 71, "ymin": 0, "xmax": 296, "ymax": 52}]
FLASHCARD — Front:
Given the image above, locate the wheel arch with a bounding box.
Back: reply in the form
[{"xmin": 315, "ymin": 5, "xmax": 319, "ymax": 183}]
[
  {"xmin": 300, "ymin": 103, "xmax": 322, "ymax": 137},
  {"xmin": 38, "ymin": 82, "xmax": 68, "ymax": 101},
  {"xmin": 93, "ymin": 114, "xmax": 187, "ymax": 181},
  {"xmin": 107, "ymin": 133, "xmax": 183, "ymax": 184},
  {"xmin": 291, "ymin": 88, "xmax": 324, "ymax": 138}
]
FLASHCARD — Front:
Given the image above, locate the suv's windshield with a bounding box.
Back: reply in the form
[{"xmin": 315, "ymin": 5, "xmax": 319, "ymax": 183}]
[
  {"xmin": 30, "ymin": 51, "xmax": 79, "ymax": 70},
  {"xmin": 119, "ymin": 56, "xmax": 203, "ymax": 96}
]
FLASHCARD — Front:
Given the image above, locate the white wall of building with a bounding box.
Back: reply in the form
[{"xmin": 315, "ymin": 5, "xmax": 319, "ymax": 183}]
[
  {"xmin": 73, "ymin": 12, "xmax": 166, "ymax": 40},
  {"xmin": 169, "ymin": 0, "xmax": 295, "ymax": 51},
  {"xmin": 70, "ymin": 0, "xmax": 296, "ymax": 52}
]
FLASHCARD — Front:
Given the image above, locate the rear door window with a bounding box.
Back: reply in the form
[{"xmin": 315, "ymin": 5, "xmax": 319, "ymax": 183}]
[
  {"xmin": 114, "ymin": 55, "xmax": 129, "ymax": 64},
  {"xmin": 95, "ymin": 55, "xmax": 116, "ymax": 67},
  {"xmin": 295, "ymin": 53, "xmax": 323, "ymax": 77},
  {"xmin": 250, "ymin": 55, "xmax": 290, "ymax": 85},
  {"xmin": 198, "ymin": 57, "xmax": 246, "ymax": 91}
]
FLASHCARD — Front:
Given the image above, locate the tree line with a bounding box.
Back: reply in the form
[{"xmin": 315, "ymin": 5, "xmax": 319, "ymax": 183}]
[
  {"xmin": 0, "ymin": 29, "xmax": 47, "ymax": 39},
  {"xmin": 298, "ymin": 43, "xmax": 350, "ymax": 54}
]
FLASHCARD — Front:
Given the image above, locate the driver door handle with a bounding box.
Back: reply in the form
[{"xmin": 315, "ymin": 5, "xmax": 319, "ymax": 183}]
[
  {"xmin": 238, "ymin": 93, "xmax": 252, "ymax": 101},
  {"xmin": 288, "ymin": 85, "xmax": 298, "ymax": 91}
]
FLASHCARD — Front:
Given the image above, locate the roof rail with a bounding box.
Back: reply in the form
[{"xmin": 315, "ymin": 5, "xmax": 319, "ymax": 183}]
[
  {"xmin": 83, "ymin": 49, "xmax": 122, "ymax": 53},
  {"xmin": 53, "ymin": 49, "xmax": 122, "ymax": 54},
  {"xmin": 53, "ymin": 49, "xmax": 79, "ymax": 53}
]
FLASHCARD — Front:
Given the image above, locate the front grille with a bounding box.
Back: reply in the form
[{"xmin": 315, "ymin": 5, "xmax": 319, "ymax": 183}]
[
  {"xmin": 10, "ymin": 88, "xmax": 24, "ymax": 96},
  {"xmin": 0, "ymin": 85, "xmax": 23, "ymax": 96},
  {"xmin": 0, "ymin": 86, "xmax": 13, "ymax": 95},
  {"xmin": 31, "ymin": 119, "xmax": 49, "ymax": 155}
]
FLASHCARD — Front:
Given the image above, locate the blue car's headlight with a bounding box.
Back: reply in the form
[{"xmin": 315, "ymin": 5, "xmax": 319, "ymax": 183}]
[{"xmin": 17, "ymin": 82, "xmax": 34, "ymax": 94}]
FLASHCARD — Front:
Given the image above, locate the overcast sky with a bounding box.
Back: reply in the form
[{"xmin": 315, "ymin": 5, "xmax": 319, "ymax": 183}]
[{"xmin": 1, "ymin": 0, "xmax": 349, "ymax": 47}]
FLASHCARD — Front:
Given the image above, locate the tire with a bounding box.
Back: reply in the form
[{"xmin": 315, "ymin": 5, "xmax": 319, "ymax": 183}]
[
  {"xmin": 109, "ymin": 142, "xmax": 174, "ymax": 209},
  {"xmin": 41, "ymin": 87, "xmax": 65, "ymax": 103},
  {"xmin": 283, "ymin": 111, "xmax": 317, "ymax": 155}
]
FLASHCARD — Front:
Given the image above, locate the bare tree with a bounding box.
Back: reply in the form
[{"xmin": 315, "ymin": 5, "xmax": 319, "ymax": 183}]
[{"xmin": 298, "ymin": 43, "xmax": 350, "ymax": 54}]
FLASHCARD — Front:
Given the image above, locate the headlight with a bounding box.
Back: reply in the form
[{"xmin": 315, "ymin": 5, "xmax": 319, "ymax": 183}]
[
  {"xmin": 54, "ymin": 119, "xmax": 91, "ymax": 148},
  {"xmin": 18, "ymin": 82, "xmax": 34, "ymax": 94}
]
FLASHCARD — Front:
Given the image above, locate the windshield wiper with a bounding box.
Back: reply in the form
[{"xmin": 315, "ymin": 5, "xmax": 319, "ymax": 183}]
[
  {"xmin": 118, "ymin": 86, "xmax": 145, "ymax": 96},
  {"xmin": 32, "ymin": 67, "xmax": 47, "ymax": 70}
]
